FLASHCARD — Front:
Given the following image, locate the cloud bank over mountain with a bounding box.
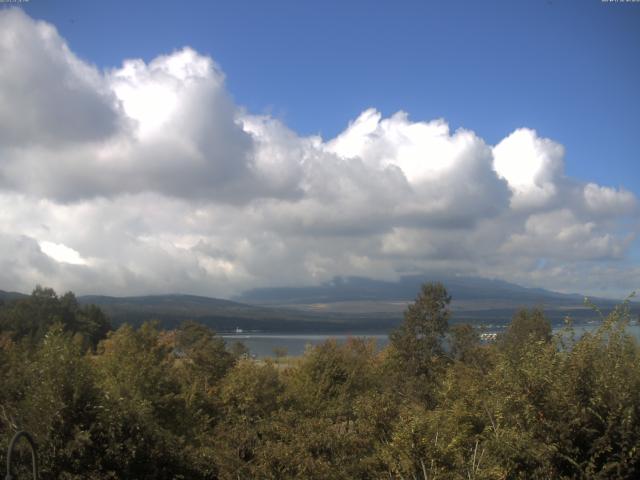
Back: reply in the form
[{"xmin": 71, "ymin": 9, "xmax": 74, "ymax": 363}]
[{"xmin": 0, "ymin": 9, "xmax": 637, "ymax": 298}]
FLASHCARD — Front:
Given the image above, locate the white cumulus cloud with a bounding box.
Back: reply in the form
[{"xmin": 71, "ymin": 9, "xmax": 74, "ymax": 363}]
[
  {"xmin": 493, "ymin": 128, "xmax": 565, "ymax": 210},
  {"xmin": 0, "ymin": 9, "xmax": 637, "ymax": 298}
]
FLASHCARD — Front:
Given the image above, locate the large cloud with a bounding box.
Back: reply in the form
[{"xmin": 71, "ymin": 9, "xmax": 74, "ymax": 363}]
[
  {"xmin": 0, "ymin": 10, "xmax": 121, "ymax": 148},
  {"xmin": 0, "ymin": 9, "xmax": 637, "ymax": 298},
  {"xmin": 493, "ymin": 128, "xmax": 565, "ymax": 210}
]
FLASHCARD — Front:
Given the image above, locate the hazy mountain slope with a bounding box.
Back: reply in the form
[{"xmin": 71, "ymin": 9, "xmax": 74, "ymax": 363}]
[
  {"xmin": 77, "ymin": 293, "xmax": 382, "ymax": 332},
  {"xmin": 236, "ymin": 275, "xmax": 591, "ymax": 305},
  {"xmin": 0, "ymin": 289, "xmax": 28, "ymax": 303},
  {"xmin": 2, "ymin": 275, "xmax": 635, "ymax": 333},
  {"xmin": 235, "ymin": 275, "xmax": 635, "ymax": 325}
]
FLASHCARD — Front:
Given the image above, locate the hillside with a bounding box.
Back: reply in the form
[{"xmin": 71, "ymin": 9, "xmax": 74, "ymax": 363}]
[
  {"xmin": 2, "ymin": 275, "xmax": 636, "ymax": 333},
  {"xmin": 0, "ymin": 289, "xmax": 27, "ymax": 303},
  {"xmin": 235, "ymin": 275, "xmax": 636, "ymax": 325},
  {"xmin": 77, "ymin": 293, "xmax": 378, "ymax": 332}
]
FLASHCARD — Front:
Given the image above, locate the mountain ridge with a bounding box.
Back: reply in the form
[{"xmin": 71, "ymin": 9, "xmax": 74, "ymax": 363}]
[
  {"xmin": 235, "ymin": 274, "xmax": 598, "ymax": 305},
  {"xmin": 1, "ymin": 276, "xmax": 636, "ymax": 332}
]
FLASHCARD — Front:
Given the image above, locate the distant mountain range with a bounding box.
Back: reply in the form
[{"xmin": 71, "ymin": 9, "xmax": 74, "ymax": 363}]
[
  {"xmin": 1, "ymin": 276, "xmax": 636, "ymax": 332},
  {"xmin": 236, "ymin": 275, "xmax": 636, "ymax": 327},
  {"xmin": 0, "ymin": 290, "xmax": 26, "ymax": 302},
  {"xmin": 237, "ymin": 275, "xmax": 590, "ymax": 305},
  {"xmin": 77, "ymin": 293, "xmax": 356, "ymax": 332}
]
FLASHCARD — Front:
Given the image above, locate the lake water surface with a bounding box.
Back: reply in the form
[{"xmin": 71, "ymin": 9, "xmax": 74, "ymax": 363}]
[
  {"xmin": 221, "ymin": 333, "xmax": 390, "ymax": 358},
  {"xmin": 222, "ymin": 323, "xmax": 640, "ymax": 358}
]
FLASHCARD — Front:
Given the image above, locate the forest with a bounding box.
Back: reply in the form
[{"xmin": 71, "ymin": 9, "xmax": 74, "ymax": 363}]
[{"xmin": 1, "ymin": 284, "xmax": 639, "ymax": 479}]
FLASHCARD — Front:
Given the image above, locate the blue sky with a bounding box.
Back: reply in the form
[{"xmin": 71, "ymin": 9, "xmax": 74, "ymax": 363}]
[
  {"xmin": 23, "ymin": 0, "xmax": 640, "ymax": 191},
  {"xmin": 0, "ymin": 1, "xmax": 638, "ymax": 297}
]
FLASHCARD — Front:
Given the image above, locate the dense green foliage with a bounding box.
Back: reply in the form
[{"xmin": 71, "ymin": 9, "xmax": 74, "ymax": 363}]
[
  {"xmin": 0, "ymin": 286, "xmax": 111, "ymax": 349},
  {"xmin": 1, "ymin": 284, "xmax": 639, "ymax": 479}
]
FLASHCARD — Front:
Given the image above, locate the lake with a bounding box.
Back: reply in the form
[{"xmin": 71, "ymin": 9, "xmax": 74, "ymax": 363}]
[
  {"xmin": 222, "ymin": 322, "xmax": 640, "ymax": 358},
  {"xmin": 221, "ymin": 332, "xmax": 390, "ymax": 358}
]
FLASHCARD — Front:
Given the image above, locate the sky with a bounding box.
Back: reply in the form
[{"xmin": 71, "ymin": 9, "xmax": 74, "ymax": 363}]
[{"xmin": 0, "ymin": 0, "xmax": 638, "ymax": 298}]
